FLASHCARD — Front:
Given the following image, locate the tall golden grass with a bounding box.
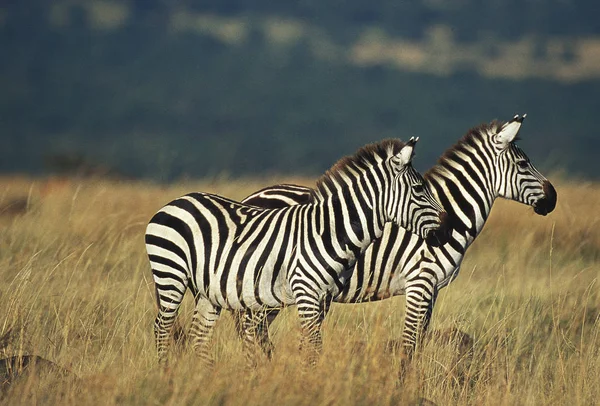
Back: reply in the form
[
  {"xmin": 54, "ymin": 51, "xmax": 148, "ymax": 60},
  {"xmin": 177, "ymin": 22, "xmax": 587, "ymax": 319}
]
[{"xmin": 0, "ymin": 175, "xmax": 598, "ymax": 405}]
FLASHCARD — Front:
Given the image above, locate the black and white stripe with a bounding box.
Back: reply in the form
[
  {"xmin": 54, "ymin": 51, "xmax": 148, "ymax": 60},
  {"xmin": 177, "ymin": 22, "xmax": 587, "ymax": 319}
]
[
  {"xmin": 234, "ymin": 115, "xmax": 557, "ymax": 359},
  {"xmin": 146, "ymin": 138, "xmax": 446, "ymax": 365},
  {"xmin": 243, "ymin": 184, "xmax": 313, "ymax": 209}
]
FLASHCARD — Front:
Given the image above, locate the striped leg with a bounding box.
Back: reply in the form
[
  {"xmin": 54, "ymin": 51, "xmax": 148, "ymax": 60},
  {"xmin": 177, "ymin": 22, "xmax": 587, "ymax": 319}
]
[
  {"xmin": 233, "ymin": 309, "xmax": 279, "ymax": 362},
  {"xmin": 154, "ymin": 284, "xmax": 187, "ymax": 366},
  {"xmin": 294, "ymin": 290, "xmax": 332, "ymax": 366},
  {"xmin": 232, "ymin": 310, "xmax": 245, "ymax": 340},
  {"xmin": 239, "ymin": 309, "xmax": 278, "ymax": 366},
  {"xmin": 189, "ymin": 297, "xmax": 222, "ymax": 367},
  {"xmin": 402, "ymin": 279, "xmax": 438, "ymax": 359}
]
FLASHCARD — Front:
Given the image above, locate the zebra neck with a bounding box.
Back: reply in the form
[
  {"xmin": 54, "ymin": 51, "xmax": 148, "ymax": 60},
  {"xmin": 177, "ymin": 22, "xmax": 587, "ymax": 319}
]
[
  {"xmin": 428, "ymin": 167, "xmax": 495, "ymax": 244},
  {"xmin": 313, "ymin": 193, "xmax": 382, "ymax": 261}
]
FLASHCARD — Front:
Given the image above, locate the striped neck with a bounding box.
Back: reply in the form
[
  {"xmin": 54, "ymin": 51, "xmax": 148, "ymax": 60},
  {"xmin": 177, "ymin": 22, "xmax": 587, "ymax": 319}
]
[
  {"xmin": 424, "ymin": 135, "xmax": 497, "ymax": 244},
  {"xmin": 309, "ymin": 139, "xmax": 411, "ymax": 251},
  {"xmin": 312, "ymin": 173, "xmax": 385, "ymax": 254}
]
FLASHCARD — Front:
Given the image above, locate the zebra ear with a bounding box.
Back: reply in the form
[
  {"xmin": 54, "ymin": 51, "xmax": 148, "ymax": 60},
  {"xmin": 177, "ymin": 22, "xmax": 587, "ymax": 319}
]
[
  {"xmin": 393, "ymin": 137, "xmax": 418, "ymax": 169},
  {"xmin": 496, "ymin": 114, "xmax": 526, "ymax": 147}
]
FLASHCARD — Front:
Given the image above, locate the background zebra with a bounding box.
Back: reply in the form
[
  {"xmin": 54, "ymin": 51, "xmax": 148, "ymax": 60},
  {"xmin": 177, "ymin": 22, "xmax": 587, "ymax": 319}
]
[
  {"xmin": 145, "ymin": 138, "xmax": 448, "ymax": 366},
  {"xmin": 233, "ymin": 114, "xmax": 557, "ymax": 361}
]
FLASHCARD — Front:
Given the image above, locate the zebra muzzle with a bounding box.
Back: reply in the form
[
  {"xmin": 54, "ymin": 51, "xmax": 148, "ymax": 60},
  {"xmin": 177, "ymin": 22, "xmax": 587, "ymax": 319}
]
[
  {"xmin": 426, "ymin": 211, "xmax": 451, "ymax": 246},
  {"xmin": 533, "ymin": 181, "xmax": 557, "ymax": 216}
]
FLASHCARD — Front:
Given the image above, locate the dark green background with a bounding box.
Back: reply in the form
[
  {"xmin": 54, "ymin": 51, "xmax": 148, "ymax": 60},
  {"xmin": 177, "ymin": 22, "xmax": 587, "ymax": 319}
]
[{"xmin": 1, "ymin": 1, "xmax": 597, "ymax": 181}]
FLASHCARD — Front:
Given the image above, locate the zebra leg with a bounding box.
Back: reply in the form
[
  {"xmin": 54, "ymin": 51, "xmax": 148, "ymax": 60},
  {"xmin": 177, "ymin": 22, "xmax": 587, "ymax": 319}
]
[
  {"xmin": 232, "ymin": 310, "xmax": 245, "ymax": 340},
  {"xmin": 402, "ymin": 280, "xmax": 438, "ymax": 360},
  {"xmin": 189, "ymin": 297, "xmax": 222, "ymax": 367},
  {"xmin": 233, "ymin": 309, "xmax": 278, "ymax": 358},
  {"xmin": 154, "ymin": 284, "xmax": 187, "ymax": 366},
  {"xmin": 259, "ymin": 309, "xmax": 279, "ymax": 357},
  {"xmin": 420, "ymin": 288, "xmax": 438, "ymax": 342},
  {"xmin": 240, "ymin": 308, "xmax": 278, "ymax": 366},
  {"xmin": 296, "ymin": 293, "xmax": 332, "ymax": 366}
]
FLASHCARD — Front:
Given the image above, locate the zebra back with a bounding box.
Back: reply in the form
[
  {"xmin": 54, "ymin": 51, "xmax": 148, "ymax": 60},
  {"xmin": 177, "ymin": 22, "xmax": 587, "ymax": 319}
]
[{"xmin": 243, "ymin": 184, "xmax": 312, "ymax": 209}]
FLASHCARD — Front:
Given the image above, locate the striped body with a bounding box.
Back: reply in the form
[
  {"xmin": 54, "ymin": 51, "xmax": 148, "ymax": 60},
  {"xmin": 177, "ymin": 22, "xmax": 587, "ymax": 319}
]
[
  {"xmin": 146, "ymin": 138, "xmax": 446, "ymax": 365},
  {"xmin": 234, "ymin": 115, "xmax": 557, "ymax": 358},
  {"xmin": 149, "ymin": 194, "xmax": 319, "ymax": 310}
]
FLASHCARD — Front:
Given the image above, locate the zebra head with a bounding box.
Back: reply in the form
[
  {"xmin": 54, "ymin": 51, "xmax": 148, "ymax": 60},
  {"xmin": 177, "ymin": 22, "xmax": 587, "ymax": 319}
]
[
  {"xmin": 388, "ymin": 137, "xmax": 448, "ymax": 242},
  {"xmin": 491, "ymin": 114, "xmax": 557, "ymax": 215}
]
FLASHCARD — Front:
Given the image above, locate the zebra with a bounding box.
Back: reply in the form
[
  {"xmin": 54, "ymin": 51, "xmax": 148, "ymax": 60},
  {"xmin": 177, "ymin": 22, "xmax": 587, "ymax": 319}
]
[
  {"xmin": 145, "ymin": 137, "xmax": 448, "ymax": 366},
  {"xmin": 232, "ymin": 114, "xmax": 557, "ymax": 361}
]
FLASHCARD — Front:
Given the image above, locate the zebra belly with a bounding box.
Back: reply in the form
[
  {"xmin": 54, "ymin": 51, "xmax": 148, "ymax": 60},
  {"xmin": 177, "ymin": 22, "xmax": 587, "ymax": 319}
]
[
  {"xmin": 332, "ymin": 227, "xmax": 470, "ymax": 303},
  {"xmin": 334, "ymin": 225, "xmax": 425, "ymax": 303},
  {"xmin": 203, "ymin": 246, "xmax": 296, "ymax": 311}
]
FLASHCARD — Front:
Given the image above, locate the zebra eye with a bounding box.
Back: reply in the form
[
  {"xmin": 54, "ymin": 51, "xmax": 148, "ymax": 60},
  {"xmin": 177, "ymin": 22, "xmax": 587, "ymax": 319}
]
[
  {"xmin": 413, "ymin": 184, "xmax": 424, "ymax": 193},
  {"xmin": 516, "ymin": 160, "xmax": 528, "ymax": 169}
]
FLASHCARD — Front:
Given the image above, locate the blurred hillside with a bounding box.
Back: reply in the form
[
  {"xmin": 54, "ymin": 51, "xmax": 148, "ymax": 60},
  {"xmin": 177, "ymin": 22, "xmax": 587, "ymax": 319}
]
[{"xmin": 1, "ymin": 1, "xmax": 598, "ymax": 180}]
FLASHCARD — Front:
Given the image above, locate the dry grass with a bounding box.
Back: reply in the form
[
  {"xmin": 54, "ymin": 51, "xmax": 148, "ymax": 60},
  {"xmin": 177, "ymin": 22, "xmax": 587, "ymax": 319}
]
[{"xmin": 0, "ymin": 174, "xmax": 598, "ymax": 405}]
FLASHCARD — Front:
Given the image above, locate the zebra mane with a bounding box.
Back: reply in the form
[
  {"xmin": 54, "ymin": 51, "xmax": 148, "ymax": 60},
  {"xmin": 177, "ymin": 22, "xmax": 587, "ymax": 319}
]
[
  {"xmin": 312, "ymin": 139, "xmax": 407, "ymax": 200},
  {"xmin": 424, "ymin": 119, "xmax": 516, "ymax": 180}
]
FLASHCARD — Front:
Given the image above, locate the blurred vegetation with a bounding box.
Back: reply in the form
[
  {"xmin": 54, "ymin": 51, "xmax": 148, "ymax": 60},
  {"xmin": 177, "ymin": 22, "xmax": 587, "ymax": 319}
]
[{"xmin": 0, "ymin": 1, "xmax": 598, "ymax": 181}]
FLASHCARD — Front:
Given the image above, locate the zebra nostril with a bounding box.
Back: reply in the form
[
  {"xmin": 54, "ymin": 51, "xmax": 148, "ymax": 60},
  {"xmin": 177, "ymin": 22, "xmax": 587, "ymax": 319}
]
[
  {"xmin": 426, "ymin": 211, "xmax": 451, "ymax": 246},
  {"xmin": 534, "ymin": 181, "xmax": 557, "ymax": 215},
  {"xmin": 438, "ymin": 211, "xmax": 449, "ymax": 229},
  {"xmin": 543, "ymin": 181, "xmax": 557, "ymax": 211}
]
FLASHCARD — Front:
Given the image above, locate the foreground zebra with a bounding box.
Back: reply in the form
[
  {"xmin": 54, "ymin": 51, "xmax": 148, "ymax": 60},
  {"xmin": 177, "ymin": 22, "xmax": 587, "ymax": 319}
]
[
  {"xmin": 146, "ymin": 138, "xmax": 448, "ymax": 365},
  {"xmin": 233, "ymin": 115, "xmax": 557, "ymax": 360}
]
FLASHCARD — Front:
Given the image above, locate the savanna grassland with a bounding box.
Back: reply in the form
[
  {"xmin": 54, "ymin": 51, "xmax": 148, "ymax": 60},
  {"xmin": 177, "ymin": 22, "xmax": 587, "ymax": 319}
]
[{"xmin": 0, "ymin": 175, "xmax": 598, "ymax": 405}]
